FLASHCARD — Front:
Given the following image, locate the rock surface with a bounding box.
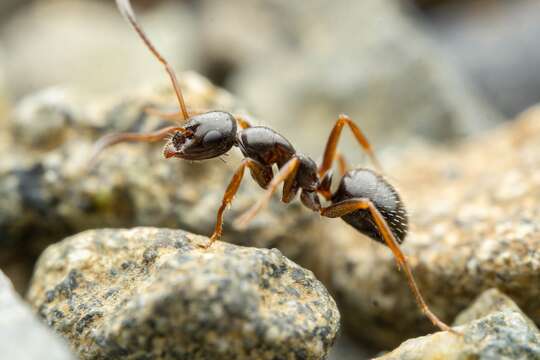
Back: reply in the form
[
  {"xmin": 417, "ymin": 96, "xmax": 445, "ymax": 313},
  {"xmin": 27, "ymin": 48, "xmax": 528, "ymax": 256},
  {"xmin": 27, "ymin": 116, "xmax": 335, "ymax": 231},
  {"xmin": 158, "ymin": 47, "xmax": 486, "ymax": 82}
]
[
  {"xmin": 0, "ymin": 270, "xmax": 74, "ymax": 360},
  {"xmin": 307, "ymin": 106, "xmax": 540, "ymax": 347},
  {"xmin": 0, "ymin": 73, "xmax": 323, "ymax": 291},
  {"xmin": 376, "ymin": 288, "xmax": 540, "ymax": 360},
  {"xmin": 27, "ymin": 227, "xmax": 340, "ymax": 360}
]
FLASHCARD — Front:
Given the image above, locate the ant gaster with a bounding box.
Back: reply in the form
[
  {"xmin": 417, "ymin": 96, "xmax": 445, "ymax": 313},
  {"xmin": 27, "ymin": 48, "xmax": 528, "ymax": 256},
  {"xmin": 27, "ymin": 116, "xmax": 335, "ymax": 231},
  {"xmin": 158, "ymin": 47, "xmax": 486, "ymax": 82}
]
[{"xmin": 92, "ymin": 0, "xmax": 458, "ymax": 334}]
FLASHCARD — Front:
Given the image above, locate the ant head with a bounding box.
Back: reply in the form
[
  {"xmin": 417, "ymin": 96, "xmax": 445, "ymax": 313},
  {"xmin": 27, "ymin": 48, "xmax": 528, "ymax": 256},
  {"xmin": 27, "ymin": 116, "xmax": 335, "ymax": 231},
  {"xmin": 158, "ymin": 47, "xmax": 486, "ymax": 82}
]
[
  {"xmin": 296, "ymin": 154, "xmax": 319, "ymax": 191},
  {"xmin": 163, "ymin": 111, "xmax": 237, "ymax": 160}
]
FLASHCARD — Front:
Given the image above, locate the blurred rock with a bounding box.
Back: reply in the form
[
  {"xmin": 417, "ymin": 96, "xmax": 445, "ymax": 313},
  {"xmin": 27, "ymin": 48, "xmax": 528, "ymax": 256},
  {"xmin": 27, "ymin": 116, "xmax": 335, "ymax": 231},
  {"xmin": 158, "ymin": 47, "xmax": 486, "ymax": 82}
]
[
  {"xmin": 453, "ymin": 288, "xmax": 530, "ymax": 326},
  {"xmin": 376, "ymin": 288, "xmax": 540, "ymax": 360},
  {"xmin": 0, "ymin": 45, "xmax": 8, "ymax": 119},
  {"xmin": 11, "ymin": 87, "xmax": 82, "ymax": 150},
  {"xmin": 0, "ymin": 270, "xmax": 74, "ymax": 360},
  {"xmin": 308, "ymin": 105, "xmax": 540, "ymax": 347},
  {"xmin": 0, "ymin": 0, "xmax": 196, "ymax": 98},
  {"xmin": 27, "ymin": 227, "xmax": 340, "ymax": 360},
  {"xmin": 423, "ymin": 0, "xmax": 540, "ymax": 117},
  {"xmin": 327, "ymin": 333, "xmax": 375, "ymax": 360},
  {"xmin": 0, "ymin": 72, "xmax": 324, "ymax": 291},
  {"xmin": 197, "ymin": 0, "xmax": 502, "ymax": 154},
  {"xmin": 1, "ymin": 0, "xmax": 501, "ymax": 157}
]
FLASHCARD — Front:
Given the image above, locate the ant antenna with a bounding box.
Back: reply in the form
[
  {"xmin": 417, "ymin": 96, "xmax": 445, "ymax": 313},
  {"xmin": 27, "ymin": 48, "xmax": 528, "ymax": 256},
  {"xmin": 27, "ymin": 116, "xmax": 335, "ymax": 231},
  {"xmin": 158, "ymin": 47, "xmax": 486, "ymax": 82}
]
[{"xmin": 116, "ymin": 0, "xmax": 190, "ymax": 121}]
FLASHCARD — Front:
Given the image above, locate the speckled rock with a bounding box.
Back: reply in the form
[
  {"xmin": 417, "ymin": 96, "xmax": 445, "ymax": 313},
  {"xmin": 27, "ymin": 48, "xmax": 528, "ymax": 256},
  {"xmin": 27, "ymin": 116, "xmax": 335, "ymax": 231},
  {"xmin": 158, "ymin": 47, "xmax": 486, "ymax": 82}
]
[
  {"xmin": 27, "ymin": 227, "xmax": 340, "ymax": 360},
  {"xmin": 0, "ymin": 72, "xmax": 323, "ymax": 291},
  {"xmin": 0, "ymin": 270, "xmax": 75, "ymax": 360},
  {"xmin": 376, "ymin": 288, "xmax": 540, "ymax": 360},
  {"xmin": 307, "ymin": 106, "xmax": 540, "ymax": 347}
]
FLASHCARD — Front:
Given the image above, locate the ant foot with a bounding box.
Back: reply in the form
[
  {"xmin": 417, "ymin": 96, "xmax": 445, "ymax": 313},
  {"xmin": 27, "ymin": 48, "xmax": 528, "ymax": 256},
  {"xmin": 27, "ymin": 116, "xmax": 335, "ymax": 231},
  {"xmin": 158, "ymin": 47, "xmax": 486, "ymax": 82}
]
[{"xmin": 198, "ymin": 234, "xmax": 219, "ymax": 249}]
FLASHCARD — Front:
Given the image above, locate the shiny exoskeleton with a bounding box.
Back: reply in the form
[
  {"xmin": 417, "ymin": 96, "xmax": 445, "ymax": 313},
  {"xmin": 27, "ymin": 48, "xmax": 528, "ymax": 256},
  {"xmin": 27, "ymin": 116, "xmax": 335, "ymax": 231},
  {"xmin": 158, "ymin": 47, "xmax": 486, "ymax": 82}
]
[
  {"xmin": 158, "ymin": 110, "xmax": 407, "ymax": 246},
  {"xmin": 92, "ymin": 0, "xmax": 459, "ymax": 335}
]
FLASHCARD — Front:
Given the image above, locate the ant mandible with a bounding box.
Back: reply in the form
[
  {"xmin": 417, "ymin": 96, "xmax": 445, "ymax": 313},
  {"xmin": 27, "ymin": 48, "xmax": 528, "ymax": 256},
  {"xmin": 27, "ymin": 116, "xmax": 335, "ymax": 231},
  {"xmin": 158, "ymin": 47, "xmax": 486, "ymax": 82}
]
[{"xmin": 91, "ymin": 0, "xmax": 458, "ymax": 334}]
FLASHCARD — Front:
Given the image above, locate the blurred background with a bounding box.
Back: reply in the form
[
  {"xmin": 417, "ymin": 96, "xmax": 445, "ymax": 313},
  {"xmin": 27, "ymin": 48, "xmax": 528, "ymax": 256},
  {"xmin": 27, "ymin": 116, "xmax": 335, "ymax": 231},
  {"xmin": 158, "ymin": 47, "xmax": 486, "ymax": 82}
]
[
  {"xmin": 0, "ymin": 0, "xmax": 539, "ymax": 358},
  {"xmin": 0, "ymin": 0, "xmax": 539, "ymax": 155}
]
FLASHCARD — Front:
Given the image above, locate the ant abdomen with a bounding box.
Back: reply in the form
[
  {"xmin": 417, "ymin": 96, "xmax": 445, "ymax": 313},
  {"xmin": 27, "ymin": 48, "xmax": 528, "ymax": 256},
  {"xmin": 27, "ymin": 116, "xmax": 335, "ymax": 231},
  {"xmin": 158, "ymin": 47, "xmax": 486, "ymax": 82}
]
[{"xmin": 332, "ymin": 169, "xmax": 408, "ymax": 244}]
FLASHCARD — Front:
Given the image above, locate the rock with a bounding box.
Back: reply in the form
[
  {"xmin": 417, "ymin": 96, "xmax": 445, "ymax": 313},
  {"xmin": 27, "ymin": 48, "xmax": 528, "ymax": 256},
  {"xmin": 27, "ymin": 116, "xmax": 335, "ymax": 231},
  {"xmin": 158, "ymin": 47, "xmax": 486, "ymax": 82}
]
[
  {"xmin": 2, "ymin": 0, "xmax": 501, "ymax": 155},
  {"xmin": 425, "ymin": 1, "xmax": 540, "ymax": 117},
  {"xmin": 0, "ymin": 270, "xmax": 74, "ymax": 360},
  {"xmin": 0, "ymin": 72, "xmax": 324, "ymax": 291},
  {"xmin": 198, "ymin": 0, "xmax": 502, "ymax": 154},
  {"xmin": 27, "ymin": 227, "xmax": 340, "ymax": 360},
  {"xmin": 0, "ymin": 45, "xmax": 9, "ymax": 120},
  {"xmin": 453, "ymin": 288, "xmax": 531, "ymax": 326},
  {"xmin": 10, "ymin": 87, "xmax": 82, "ymax": 150},
  {"xmin": 307, "ymin": 105, "xmax": 540, "ymax": 347},
  {"xmin": 1, "ymin": 0, "xmax": 196, "ymax": 98},
  {"xmin": 327, "ymin": 333, "xmax": 374, "ymax": 360},
  {"xmin": 376, "ymin": 288, "xmax": 540, "ymax": 360}
]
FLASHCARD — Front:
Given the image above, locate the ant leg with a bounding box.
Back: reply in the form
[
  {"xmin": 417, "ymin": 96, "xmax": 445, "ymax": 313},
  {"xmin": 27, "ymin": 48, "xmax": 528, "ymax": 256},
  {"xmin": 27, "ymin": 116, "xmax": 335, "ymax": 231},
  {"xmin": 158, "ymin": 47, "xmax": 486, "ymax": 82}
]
[
  {"xmin": 206, "ymin": 158, "xmax": 272, "ymax": 247},
  {"xmin": 317, "ymin": 153, "xmax": 347, "ymax": 201},
  {"xmin": 335, "ymin": 152, "xmax": 349, "ymax": 176},
  {"xmin": 116, "ymin": 0, "xmax": 189, "ymax": 122},
  {"xmin": 234, "ymin": 156, "xmax": 301, "ymax": 229},
  {"xmin": 321, "ymin": 198, "xmax": 458, "ymax": 334},
  {"xmin": 318, "ymin": 114, "xmax": 382, "ymax": 177},
  {"xmin": 88, "ymin": 126, "xmax": 185, "ymax": 167},
  {"xmin": 234, "ymin": 115, "xmax": 252, "ymax": 129}
]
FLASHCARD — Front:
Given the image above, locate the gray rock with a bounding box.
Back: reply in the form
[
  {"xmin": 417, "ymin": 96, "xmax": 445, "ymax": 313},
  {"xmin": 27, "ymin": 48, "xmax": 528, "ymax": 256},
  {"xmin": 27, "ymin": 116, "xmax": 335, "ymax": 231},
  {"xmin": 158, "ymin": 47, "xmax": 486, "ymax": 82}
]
[
  {"xmin": 0, "ymin": 270, "xmax": 74, "ymax": 360},
  {"xmin": 376, "ymin": 288, "xmax": 540, "ymax": 360},
  {"xmin": 1, "ymin": 0, "xmax": 501, "ymax": 155},
  {"xmin": 1, "ymin": 0, "xmax": 196, "ymax": 98},
  {"xmin": 430, "ymin": 1, "xmax": 540, "ymax": 117},
  {"xmin": 27, "ymin": 227, "xmax": 340, "ymax": 360},
  {"xmin": 199, "ymin": 0, "xmax": 502, "ymax": 154},
  {"xmin": 0, "ymin": 72, "xmax": 323, "ymax": 291},
  {"xmin": 11, "ymin": 87, "xmax": 81, "ymax": 150},
  {"xmin": 306, "ymin": 105, "xmax": 540, "ymax": 347}
]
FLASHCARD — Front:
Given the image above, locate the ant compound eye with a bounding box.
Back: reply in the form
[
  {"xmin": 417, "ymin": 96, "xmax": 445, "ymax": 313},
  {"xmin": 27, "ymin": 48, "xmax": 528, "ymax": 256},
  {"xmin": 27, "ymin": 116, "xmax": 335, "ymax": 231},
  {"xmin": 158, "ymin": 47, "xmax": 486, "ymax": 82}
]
[{"xmin": 202, "ymin": 130, "xmax": 224, "ymax": 147}]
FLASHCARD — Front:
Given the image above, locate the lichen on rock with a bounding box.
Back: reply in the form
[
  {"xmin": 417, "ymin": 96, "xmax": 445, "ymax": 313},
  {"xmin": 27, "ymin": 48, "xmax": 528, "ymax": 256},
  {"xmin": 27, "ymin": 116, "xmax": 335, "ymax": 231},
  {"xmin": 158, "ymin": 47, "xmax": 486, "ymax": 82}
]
[{"xmin": 27, "ymin": 227, "xmax": 340, "ymax": 360}]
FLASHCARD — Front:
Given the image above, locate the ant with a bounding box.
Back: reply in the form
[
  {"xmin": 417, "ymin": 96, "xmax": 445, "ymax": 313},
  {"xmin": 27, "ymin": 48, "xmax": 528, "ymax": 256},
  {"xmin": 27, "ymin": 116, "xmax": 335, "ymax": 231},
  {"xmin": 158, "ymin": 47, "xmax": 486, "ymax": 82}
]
[{"xmin": 91, "ymin": 0, "xmax": 458, "ymax": 335}]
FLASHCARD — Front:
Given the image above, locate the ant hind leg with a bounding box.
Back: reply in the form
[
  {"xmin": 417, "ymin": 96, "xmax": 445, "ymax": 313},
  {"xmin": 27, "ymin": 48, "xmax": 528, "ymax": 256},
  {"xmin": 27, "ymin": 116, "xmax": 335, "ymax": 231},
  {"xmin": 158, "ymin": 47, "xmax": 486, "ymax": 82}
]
[{"xmin": 320, "ymin": 198, "xmax": 459, "ymax": 335}]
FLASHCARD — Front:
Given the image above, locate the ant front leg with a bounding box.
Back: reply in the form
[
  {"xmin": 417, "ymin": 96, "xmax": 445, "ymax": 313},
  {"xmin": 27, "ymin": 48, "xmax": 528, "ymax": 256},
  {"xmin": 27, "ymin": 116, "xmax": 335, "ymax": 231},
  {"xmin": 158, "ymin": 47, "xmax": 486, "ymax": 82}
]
[
  {"xmin": 321, "ymin": 198, "xmax": 459, "ymax": 335},
  {"xmin": 318, "ymin": 114, "xmax": 382, "ymax": 177},
  {"xmin": 234, "ymin": 156, "xmax": 301, "ymax": 229},
  {"xmin": 88, "ymin": 126, "xmax": 186, "ymax": 168},
  {"xmin": 206, "ymin": 158, "xmax": 272, "ymax": 248}
]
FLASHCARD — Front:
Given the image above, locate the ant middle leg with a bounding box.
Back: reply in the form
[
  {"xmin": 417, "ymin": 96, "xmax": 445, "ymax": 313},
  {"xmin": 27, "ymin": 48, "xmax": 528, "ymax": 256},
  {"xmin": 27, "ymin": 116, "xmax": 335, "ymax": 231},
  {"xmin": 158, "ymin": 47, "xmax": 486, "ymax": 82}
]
[
  {"xmin": 318, "ymin": 114, "xmax": 382, "ymax": 177},
  {"xmin": 234, "ymin": 156, "xmax": 301, "ymax": 229},
  {"xmin": 206, "ymin": 158, "xmax": 272, "ymax": 247},
  {"xmin": 317, "ymin": 152, "xmax": 349, "ymax": 201},
  {"xmin": 320, "ymin": 198, "xmax": 458, "ymax": 334}
]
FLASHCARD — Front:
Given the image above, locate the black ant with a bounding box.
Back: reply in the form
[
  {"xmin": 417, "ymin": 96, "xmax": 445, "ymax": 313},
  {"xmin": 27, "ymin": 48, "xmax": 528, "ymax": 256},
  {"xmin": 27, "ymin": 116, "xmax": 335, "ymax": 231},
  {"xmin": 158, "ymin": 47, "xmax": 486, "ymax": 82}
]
[{"xmin": 91, "ymin": 0, "xmax": 458, "ymax": 334}]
